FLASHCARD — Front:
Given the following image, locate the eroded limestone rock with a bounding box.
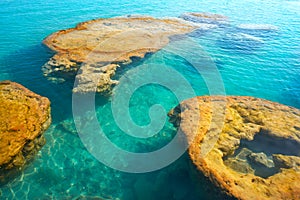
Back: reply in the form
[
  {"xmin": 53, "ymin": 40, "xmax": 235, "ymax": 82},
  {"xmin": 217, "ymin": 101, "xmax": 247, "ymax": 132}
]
[
  {"xmin": 247, "ymin": 152, "xmax": 274, "ymax": 168},
  {"xmin": 273, "ymin": 154, "xmax": 300, "ymax": 169},
  {"xmin": 168, "ymin": 96, "xmax": 300, "ymax": 200},
  {"xmin": 42, "ymin": 15, "xmax": 201, "ymax": 94},
  {"xmin": 180, "ymin": 12, "xmax": 228, "ymax": 25},
  {"xmin": 0, "ymin": 81, "xmax": 51, "ymax": 183}
]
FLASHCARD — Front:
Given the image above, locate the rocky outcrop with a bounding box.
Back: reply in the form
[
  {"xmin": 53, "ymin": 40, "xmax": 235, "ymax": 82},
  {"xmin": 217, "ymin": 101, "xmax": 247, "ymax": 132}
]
[
  {"xmin": 168, "ymin": 96, "xmax": 300, "ymax": 200},
  {"xmin": 180, "ymin": 12, "xmax": 228, "ymax": 25},
  {"xmin": 0, "ymin": 81, "xmax": 51, "ymax": 182},
  {"xmin": 42, "ymin": 15, "xmax": 201, "ymax": 94}
]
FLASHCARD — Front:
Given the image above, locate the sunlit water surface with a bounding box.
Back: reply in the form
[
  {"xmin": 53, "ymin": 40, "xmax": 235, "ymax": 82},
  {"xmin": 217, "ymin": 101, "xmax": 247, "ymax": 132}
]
[{"xmin": 0, "ymin": 0, "xmax": 299, "ymax": 199}]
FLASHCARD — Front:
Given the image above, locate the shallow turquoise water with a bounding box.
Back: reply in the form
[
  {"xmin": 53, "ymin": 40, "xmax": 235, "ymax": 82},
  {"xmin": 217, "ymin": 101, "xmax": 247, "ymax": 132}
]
[{"xmin": 0, "ymin": 0, "xmax": 299, "ymax": 199}]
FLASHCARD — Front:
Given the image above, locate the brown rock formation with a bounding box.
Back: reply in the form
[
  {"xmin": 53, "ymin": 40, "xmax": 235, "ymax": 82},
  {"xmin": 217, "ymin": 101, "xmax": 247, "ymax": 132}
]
[
  {"xmin": 168, "ymin": 96, "xmax": 300, "ymax": 200},
  {"xmin": 0, "ymin": 81, "xmax": 51, "ymax": 182},
  {"xmin": 42, "ymin": 15, "xmax": 200, "ymax": 94}
]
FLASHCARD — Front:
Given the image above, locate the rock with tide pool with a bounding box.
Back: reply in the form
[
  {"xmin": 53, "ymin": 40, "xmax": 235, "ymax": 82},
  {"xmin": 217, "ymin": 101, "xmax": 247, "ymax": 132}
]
[{"xmin": 168, "ymin": 96, "xmax": 300, "ymax": 200}]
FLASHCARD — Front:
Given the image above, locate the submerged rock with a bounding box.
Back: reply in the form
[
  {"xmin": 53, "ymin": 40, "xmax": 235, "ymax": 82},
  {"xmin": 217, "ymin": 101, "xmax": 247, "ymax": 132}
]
[
  {"xmin": 237, "ymin": 24, "xmax": 278, "ymax": 31},
  {"xmin": 42, "ymin": 15, "xmax": 200, "ymax": 94},
  {"xmin": 168, "ymin": 96, "xmax": 300, "ymax": 200},
  {"xmin": 247, "ymin": 152, "xmax": 274, "ymax": 168},
  {"xmin": 273, "ymin": 154, "xmax": 300, "ymax": 169},
  {"xmin": 0, "ymin": 81, "xmax": 51, "ymax": 183},
  {"xmin": 180, "ymin": 12, "xmax": 228, "ymax": 25}
]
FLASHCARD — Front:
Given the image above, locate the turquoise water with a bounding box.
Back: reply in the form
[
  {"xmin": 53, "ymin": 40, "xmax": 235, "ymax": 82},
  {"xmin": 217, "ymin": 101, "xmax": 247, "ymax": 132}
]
[{"xmin": 0, "ymin": 0, "xmax": 300, "ymax": 199}]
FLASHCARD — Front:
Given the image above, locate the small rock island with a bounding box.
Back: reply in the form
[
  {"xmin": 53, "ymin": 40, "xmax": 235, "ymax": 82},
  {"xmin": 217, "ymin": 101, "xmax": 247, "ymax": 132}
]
[
  {"xmin": 169, "ymin": 96, "xmax": 300, "ymax": 200},
  {"xmin": 42, "ymin": 15, "xmax": 202, "ymax": 94},
  {"xmin": 0, "ymin": 81, "xmax": 51, "ymax": 183}
]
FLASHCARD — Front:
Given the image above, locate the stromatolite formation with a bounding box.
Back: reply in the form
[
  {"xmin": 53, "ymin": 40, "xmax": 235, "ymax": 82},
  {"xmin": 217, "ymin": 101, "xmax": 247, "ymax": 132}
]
[
  {"xmin": 0, "ymin": 81, "xmax": 51, "ymax": 183},
  {"xmin": 180, "ymin": 12, "xmax": 228, "ymax": 25},
  {"xmin": 168, "ymin": 96, "xmax": 300, "ymax": 200},
  {"xmin": 42, "ymin": 15, "xmax": 202, "ymax": 94}
]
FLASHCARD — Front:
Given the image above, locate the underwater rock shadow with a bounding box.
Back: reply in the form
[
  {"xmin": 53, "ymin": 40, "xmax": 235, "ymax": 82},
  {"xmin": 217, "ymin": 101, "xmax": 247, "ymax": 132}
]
[
  {"xmin": 216, "ymin": 25, "xmax": 278, "ymax": 54},
  {"xmin": 217, "ymin": 32, "xmax": 264, "ymax": 54}
]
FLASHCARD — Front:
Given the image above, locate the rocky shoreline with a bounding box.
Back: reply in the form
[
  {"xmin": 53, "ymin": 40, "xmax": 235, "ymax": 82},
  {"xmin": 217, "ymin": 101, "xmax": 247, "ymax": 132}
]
[
  {"xmin": 168, "ymin": 96, "xmax": 300, "ymax": 200},
  {"xmin": 0, "ymin": 81, "xmax": 51, "ymax": 184}
]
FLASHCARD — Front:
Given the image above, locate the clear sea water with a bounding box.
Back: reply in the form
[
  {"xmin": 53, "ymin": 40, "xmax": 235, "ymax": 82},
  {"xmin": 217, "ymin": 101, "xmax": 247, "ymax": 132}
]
[{"xmin": 0, "ymin": 0, "xmax": 299, "ymax": 199}]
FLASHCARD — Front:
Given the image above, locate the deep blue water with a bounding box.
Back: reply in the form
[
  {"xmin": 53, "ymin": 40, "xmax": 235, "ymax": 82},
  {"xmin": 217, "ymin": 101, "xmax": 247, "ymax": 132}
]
[{"xmin": 0, "ymin": 0, "xmax": 299, "ymax": 199}]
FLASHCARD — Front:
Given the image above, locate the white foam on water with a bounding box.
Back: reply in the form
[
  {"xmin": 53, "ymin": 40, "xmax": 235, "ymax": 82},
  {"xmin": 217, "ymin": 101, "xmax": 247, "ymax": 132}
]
[{"xmin": 191, "ymin": 22, "xmax": 218, "ymax": 30}]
